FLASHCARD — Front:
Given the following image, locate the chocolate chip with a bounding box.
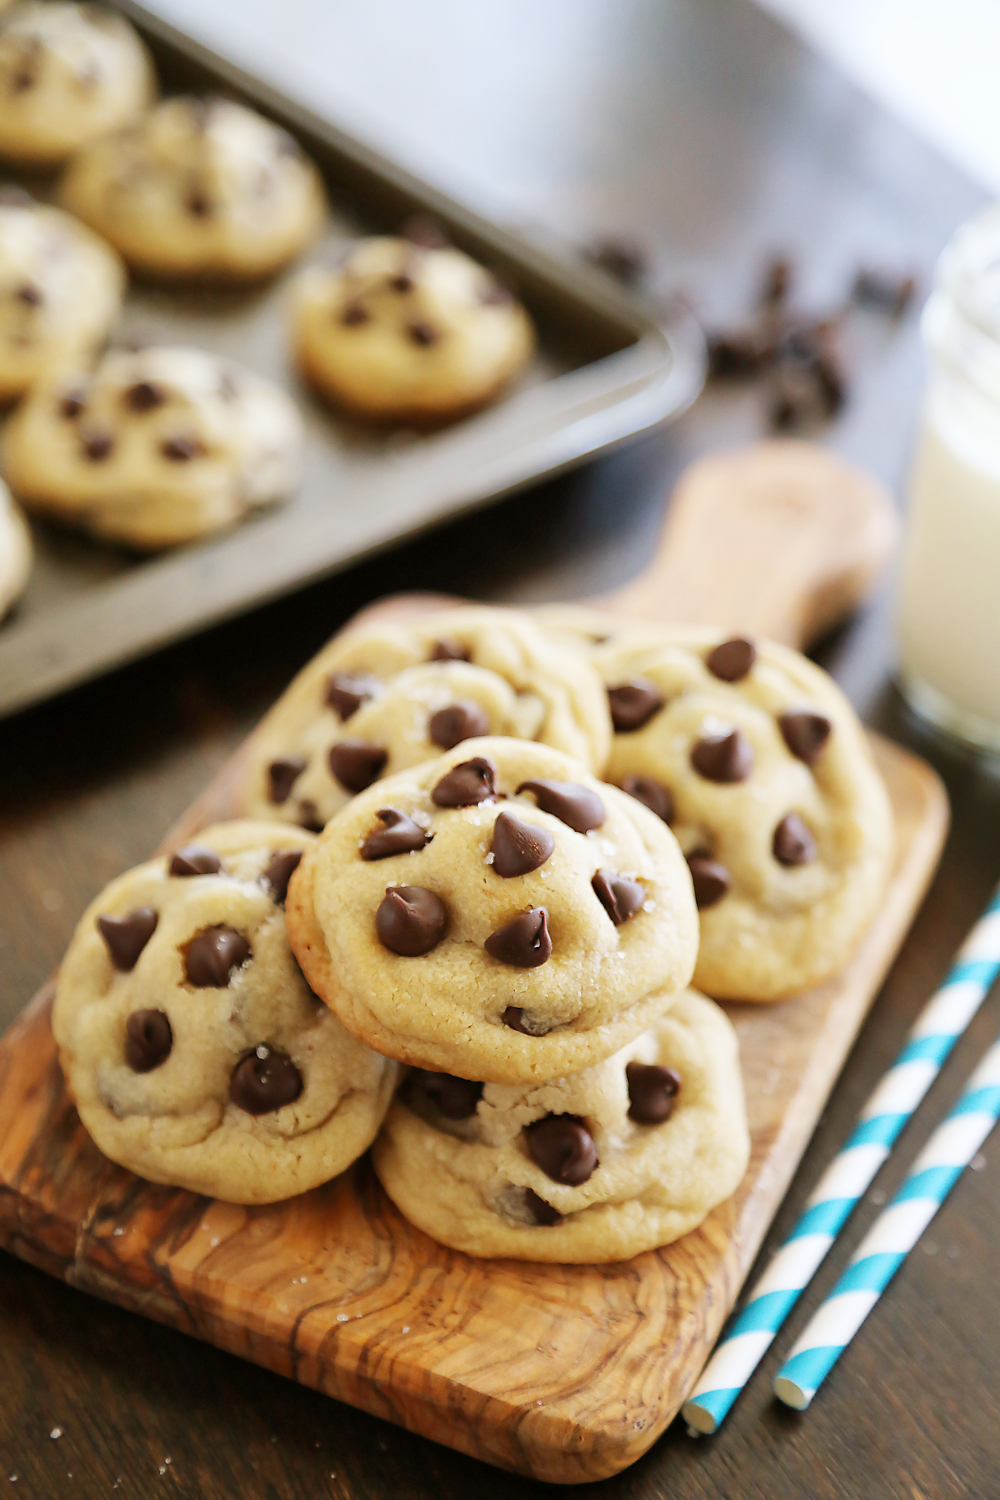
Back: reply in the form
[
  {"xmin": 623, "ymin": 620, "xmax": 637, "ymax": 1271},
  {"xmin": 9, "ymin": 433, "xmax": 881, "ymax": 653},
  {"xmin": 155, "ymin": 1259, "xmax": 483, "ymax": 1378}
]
[
  {"xmin": 184, "ymin": 926, "xmax": 250, "ymax": 987},
  {"xmin": 389, "ymin": 273, "xmax": 414, "ymax": 292},
  {"xmin": 484, "ymin": 907, "xmax": 551, "ymax": 968},
  {"xmin": 515, "ymin": 779, "xmax": 605, "ymax": 833},
  {"xmin": 852, "ymin": 268, "xmax": 917, "ymax": 319},
  {"xmin": 161, "ymin": 435, "xmax": 204, "ymax": 462},
  {"xmin": 361, "ymin": 808, "xmax": 430, "ymax": 860},
  {"xmin": 340, "ymin": 302, "xmax": 369, "ymax": 326},
  {"xmin": 607, "ymin": 678, "xmax": 664, "ymax": 732},
  {"xmin": 81, "ymin": 430, "xmax": 114, "ymax": 461},
  {"xmin": 402, "ymin": 214, "xmax": 449, "ymax": 249},
  {"xmin": 778, "ymin": 710, "xmax": 832, "ymax": 765},
  {"xmin": 124, "ymin": 1009, "xmax": 173, "ymax": 1072},
  {"xmin": 230, "ymin": 1047, "xmax": 302, "ymax": 1115},
  {"xmin": 408, "ymin": 1070, "xmax": 483, "ymax": 1120},
  {"xmin": 125, "ymin": 380, "xmax": 165, "ymax": 412},
  {"xmin": 773, "ymin": 812, "xmax": 817, "ymax": 867},
  {"xmin": 432, "ymin": 756, "xmax": 497, "ymax": 807},
  {"xmin": 525, "ymin": 1115, "xmax": 598, "ymax": 1185},
  {"xmin": 59, "ymin": 387, "xmax": 87, "ymax": 419},
  {"xmin": 186, "ymin": 189, "xmax": 212, "ymax": 218},
  {"xmin": 691, "ymin": 729, "xmax": 753, "ymax": 783},
  {"xmin": 326, "ymin": 671, "xmax": 380, "ymax": 721},
  {"xmin": 407, "ymin": 321, "xmax": 439, "ymax": 347},
  {"xmin": 584, "ymin": 236, "xmax": 648, "ymax": 286},
  {"xmin": 11, "ymin": 69, "xmax": 36, "ymax": 93},
  {"xmin": 428, "ymin": 700, "xmax": 489, "ymax": 750},
  {"xmin": 169, "ymin": 845, "xmax": 222, "ymax": 877},
  {"xmin": 329, "ymin": 739, "xmax": 387, "ymax": 793},
  {"xmin": 297, "ymin": 800, "xmax": 324, "ymax": 833},
  {"xmin": 375, "ymin": 885, "xmax": 447, "ymax": 956},
  {"xmin": 489, "ymin": 811, "xmax": 554, "ymax": 878},
  {"xmin": 15, "ymin": 282, "xmax": 41, "ymax": 306},
  {"xmin": 429, "ymin": 638, "xmax": 470, "ymax": 662},
  {"xmin": 706, "ymin": 637, "xmax": 756, "ymax": 682},
  {"xmin": 96, "ymin": 907, "xmax": 158, "ymax": 971},
  {"xmin": 502, "ymin": 1006, "xmax": 540, "ymax": 1034},
  {"xmin": 524, "ymin": 1188, "xmax": 563, "ymax": 1225},
  {"xmin": 707, "ymin": 327, "xmax": 776, "ymax": 379},
  {"xmin": 626, "ymin": 1061, "xmax": 681, "ymax": 1124},
  {"xmin": 267, "ymin": 756, "xmax": 307, "ymax": 805},
  {"xmin": 686, "ymin": 854, "xmax": 731, "ymax": 909},
  {"xmin": 263, "ymin": 848, "xmax": 303, "ymax": 904},
  {"xmin": 620, "ymin": 774, "xmax": 673, "ymax": 824},
  {"xmin": 591, "ymin": 870, "xmax": 644, "ymax": 925}
]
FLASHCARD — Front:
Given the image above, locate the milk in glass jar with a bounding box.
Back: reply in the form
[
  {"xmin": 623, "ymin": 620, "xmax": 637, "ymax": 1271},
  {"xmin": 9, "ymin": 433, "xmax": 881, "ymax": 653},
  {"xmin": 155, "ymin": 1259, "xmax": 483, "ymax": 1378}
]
[{"xmin": 897, "ymin": 206, "xmax": 1000, "ymax": 751}]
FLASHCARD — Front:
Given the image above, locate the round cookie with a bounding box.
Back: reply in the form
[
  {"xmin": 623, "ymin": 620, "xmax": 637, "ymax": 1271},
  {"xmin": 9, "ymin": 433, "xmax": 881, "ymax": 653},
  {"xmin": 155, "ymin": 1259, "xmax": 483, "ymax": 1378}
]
[
  {"xmin": 52, "ymin": 820, "xmax": 399, "ymax": 1204},
  {"xmin": 286, "ymin": 737, "xmax": 699, "ymax": 1084},
  {"xmin": 0, "ymin": 188, "xmax": 125, "ymax": 403},
  {"xmin": 292, "ymin": 236, "xmax": 535, "ymax": 423},
  {"xmin": 0, "ymin": 2, "xmax": 155, "ymax": 167},
  {"xmin": 60, "ymin": 94, "xmax": 326, "ymax": 279},
  {"xmin": 593, "ymin": 625, "xmax": 894, "ymax": 1000},
  {"xmin": 0, "ymin": 476, "xmax": 31, "ymax": 616},
  {"xmin": 1, "ymin": 343, "xmax": 303, "ymax": 548},
  {"xmin": 241, "ymin": 605, "xmax": 613, "ymax": 829},
  {"xmin": 373, "ymin": 988, "xmax": 749, "ymax": 1262}
]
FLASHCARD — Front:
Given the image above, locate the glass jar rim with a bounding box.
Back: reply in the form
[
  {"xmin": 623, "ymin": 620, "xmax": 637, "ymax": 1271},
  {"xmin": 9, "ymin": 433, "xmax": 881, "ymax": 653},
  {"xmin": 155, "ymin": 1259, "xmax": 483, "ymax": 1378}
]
[{"xmin": 937, "ymin": 203, "xmax": 1000, "ymax": 344}]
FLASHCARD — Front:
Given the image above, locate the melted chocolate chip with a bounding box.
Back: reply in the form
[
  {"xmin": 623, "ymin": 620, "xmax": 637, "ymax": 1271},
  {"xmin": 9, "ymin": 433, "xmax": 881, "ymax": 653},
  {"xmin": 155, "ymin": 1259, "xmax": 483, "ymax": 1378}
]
[
  {"xmin": 326, "ymin": 671, "xmax": 379, "ymax": 721},
  {"xmin": 620, "ymin": 774, "xmax": 673, "ymax": 824},
  {"xmin": 484, "ymin": 907, "xmax": 551, "ymax": 968},
  {"xmin": 59, "ymin": 387, "xmax": 87, "ymax": 419},
  {"xmin": 230, "ymin": 1047, "xmax": 302, "ymax": 1115},
  {"xmin": 161, "ymin": 435, "xmax": 204, "ymax": 462},
  {"xmin": 81, "ymin": 430, "xmax": 114, "ymax": 461},
  {"xmin": 515, "ymin": 779, "xmax": 604, "ymax": 833},
  {"xmin": 169, "ymin": 845, "xmax": 222, "ymax": 877},
  {"xmin": 591, "ymin": 870, "xmax": 644, "ymax": 925},
  {"xmin": 263, "ymin": 848, "xmax": 303, "ymax": 904},
  {"xmin": 297, "ymin": 800, "xmax": 324, "ymax": 833},
  {"xmin": 186, "ymin": 189, "xmax": 212, "ymax": 218},
  {"xmin": 432, "ymin": 756, "xmax": 497, "ymax": 807},
  {"xmin": 267, "ymin": 756, "xmax": 307, "ymax": 805},
  {"xmin": 489, "ymin": 811, "xmax": 554, "ymax": 878},
  {"xmin": 376, "ymin": 886, "xmax": 447, "ymax": 956},
  {"xmin": 389, "ymin": 273, "xmax": 414, "ymax": 292},
  {"xmin": 15, "ymin": 282, "xmax": 41, "ymax": 306},
  {"xmin": 524, "ymin": 1187, "xmax": 563, "ymax": 1225},
  {"xmin": 525, "ymin": 1114, "xmax": 598, "ymax": 1185},
  {"xmin": 340, "ymin": 302, "xmax": 369, "ymax": 326},
  {"xmin": 502, "ymin": 1006, "xmax": 547, "ymax": 1035},
  {"xmin": 96, "ymin": 908, "xmax": 158, "ymax": 971},
  {"xmin": 125, "ymin": 380, "xmax": 165, "ymax": 412},
  {"xmin": 706, "ymin": 637, "xmax": 756, "ymax": 682},
  {"xmin": 329, "ymin": 739, "xmax": 387, "ymax": 794},
  {"xmin": 428, "ymin": 700, "xmax": 489, "ymax": 750},
  {"xmin": 773, "ymin": 812, "xmax": 817, "ymax": 867},
  {"xmin": 361, "ymin": 808, "xmax": 430, "ymax": 860},
  {"xmin": 607, "ymin": 678, "xmax": 664, "ymax": 733},
  {"xmin": 778, "ymin": 710, "xmax": 832, "ymax": 764},
  {"xmin": 184, "ymin": 926, "xmax": 250, "ymax": 987},
  {"xmin": 626, "ymin": 1062, "xmax": 681, "ymax": 1124},
  {"xmin": 686, "ymin": 854, "xmax": 731, "ymax": 909},
  {"xmin": 408, "ymin": 1070, "xmax": 483, "ymax": 1120},
  {"xmin": 429, "ymin": 638, "xmax": 470, "ymax": 662},
  {"xmin": 11, "ymin": 69, "xmax": 36, "ymax": 94},
  {"xmin": 691, "ymin": 729, "xmax": 754, "ymax": 783},
  {"xmin": 407, "ymin": 321, "xmax": 439, "ymax": 347},
  {"xmin": 124, "ymin": 1009, "xmax": 172, "ymax": 1072}
]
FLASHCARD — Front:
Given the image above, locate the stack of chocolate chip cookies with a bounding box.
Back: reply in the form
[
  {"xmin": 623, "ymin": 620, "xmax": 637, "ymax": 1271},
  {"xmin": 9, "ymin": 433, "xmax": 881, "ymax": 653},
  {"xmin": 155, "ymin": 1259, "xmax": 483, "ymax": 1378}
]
[{"xmin": 52, "ymin": 602, "xmax": 893, "ymax": 1265}]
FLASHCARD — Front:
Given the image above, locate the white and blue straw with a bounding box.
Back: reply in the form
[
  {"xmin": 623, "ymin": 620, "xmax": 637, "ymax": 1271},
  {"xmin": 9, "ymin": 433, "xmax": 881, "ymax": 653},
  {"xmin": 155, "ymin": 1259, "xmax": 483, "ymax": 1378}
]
[
  {"xmin": 683, "ymin": 882, "xmax": 1000, "ymax": 1435},
  {"xmin": 774, "ymin": 1032, "xmax": 1000, "ymax": 1408}
]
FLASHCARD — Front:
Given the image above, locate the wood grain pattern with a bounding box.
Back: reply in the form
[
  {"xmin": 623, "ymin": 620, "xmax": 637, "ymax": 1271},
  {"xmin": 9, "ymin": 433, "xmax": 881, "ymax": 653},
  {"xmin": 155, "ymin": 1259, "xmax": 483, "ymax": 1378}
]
[{"xmin": 0, "ymin": 441, "xmax": 946, "ymax": 1482}]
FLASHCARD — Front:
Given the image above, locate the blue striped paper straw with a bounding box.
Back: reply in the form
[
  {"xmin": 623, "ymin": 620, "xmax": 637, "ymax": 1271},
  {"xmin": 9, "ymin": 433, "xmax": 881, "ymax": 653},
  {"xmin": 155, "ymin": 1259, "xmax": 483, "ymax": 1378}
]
[
  {"xmin": 775, "ymin": 1032, "xmax": 1000, "ymax": 1408},
  {"xmin": 683, "ymin": 882, "xmax": 1000, "ymax": 1435}
]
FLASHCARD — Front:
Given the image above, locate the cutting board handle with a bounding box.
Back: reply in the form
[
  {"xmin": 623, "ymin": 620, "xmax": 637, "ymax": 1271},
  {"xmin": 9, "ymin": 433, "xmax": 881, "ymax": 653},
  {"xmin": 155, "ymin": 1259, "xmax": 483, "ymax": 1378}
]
[{"xmin": 595, "ymin": 440, "xmax": 899, "ymax": 649}]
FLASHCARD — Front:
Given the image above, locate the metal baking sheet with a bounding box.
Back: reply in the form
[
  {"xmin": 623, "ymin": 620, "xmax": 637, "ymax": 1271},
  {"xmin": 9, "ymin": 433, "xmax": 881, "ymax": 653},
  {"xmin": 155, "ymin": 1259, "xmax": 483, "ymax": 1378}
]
[{"xmin": 0, "ymin": 0, "xmax": 705, "ymax": 719}]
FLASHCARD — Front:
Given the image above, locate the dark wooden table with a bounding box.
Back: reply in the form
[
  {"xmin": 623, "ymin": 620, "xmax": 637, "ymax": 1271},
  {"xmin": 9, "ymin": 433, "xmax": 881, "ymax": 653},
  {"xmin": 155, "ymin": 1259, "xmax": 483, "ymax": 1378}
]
[{"xmin": 1, "ymin": 2, "xmax": 997, "ymax": 1495}]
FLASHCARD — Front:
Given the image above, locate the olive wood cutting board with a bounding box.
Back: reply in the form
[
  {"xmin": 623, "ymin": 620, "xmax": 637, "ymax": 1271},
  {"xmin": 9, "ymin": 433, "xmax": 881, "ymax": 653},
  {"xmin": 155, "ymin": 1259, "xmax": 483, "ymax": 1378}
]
[{"xmin": 0, "ymin": 442, "xmax": 947, "ymax": 1483}]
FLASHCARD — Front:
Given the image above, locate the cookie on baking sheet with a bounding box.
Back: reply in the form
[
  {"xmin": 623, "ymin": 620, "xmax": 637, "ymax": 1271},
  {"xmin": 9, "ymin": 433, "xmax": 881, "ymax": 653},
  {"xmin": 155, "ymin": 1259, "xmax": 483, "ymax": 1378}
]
[
  {"xmin": 1, "ymin": 344, "xmax": 303, "ymax": 548},
  {"xmin": 0, "ymin": 476, "xmax": 31, "ymax": 616},
  {"xmin": 292, "ymin": 236, "xmax": 534, "ymax": 424},
  {"xmin": 52, "ymin": 821, "xmax": 399, "ymax": 1204},
  {"xmin": 0, "ymin": 189, "xmax": 124, "ymax": 402},
  {"xmin": 590, "ymin": 623, "xmax": 894, "ymax": 1001},
  {"xmin": 286, "ymin": 738, "xmax": 698, "ymax": 1084},
  {"xmin": 60, "ymin": 94, "xmax": 326, "ymax": 280},
  {"xmin": 0, "ymin": 2, "xmax": 155, "ymax": 167},
  {"xmin": 241, "ymin": 604, "xmax": 613, "ymax": 830},
  {"xmin": 373, "ymin": 988, "xmax": 749, "ymax": 1262}
]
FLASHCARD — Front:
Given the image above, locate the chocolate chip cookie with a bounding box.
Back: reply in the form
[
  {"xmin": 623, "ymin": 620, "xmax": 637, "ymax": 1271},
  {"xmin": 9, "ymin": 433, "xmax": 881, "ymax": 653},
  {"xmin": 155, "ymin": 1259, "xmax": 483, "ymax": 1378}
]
[
  {"xmin": 241, "ymin": 605, "xmax": 613, "ymax": 830},
  {"xmin": 292, "ymin": 236, "xmax": 534, "ymax": 423},
  {"xmin": 286, "ymin": 738, "xmax": 698, "ymax": 1083},
  {"xmin": 52, "ymin": 821, "xmax": 399, "ymax": 1203},
  {"xmin": 373, "ymin": 987, "xmax": 749, "ymax": 1261}
]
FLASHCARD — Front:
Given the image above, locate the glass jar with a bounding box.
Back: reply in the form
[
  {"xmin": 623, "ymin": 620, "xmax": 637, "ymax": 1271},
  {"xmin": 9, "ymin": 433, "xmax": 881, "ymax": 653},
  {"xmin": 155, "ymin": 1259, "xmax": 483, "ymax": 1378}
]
[{"xmin": 897, "ymin": 205, "xmax": 1000, "ymax": 752}]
